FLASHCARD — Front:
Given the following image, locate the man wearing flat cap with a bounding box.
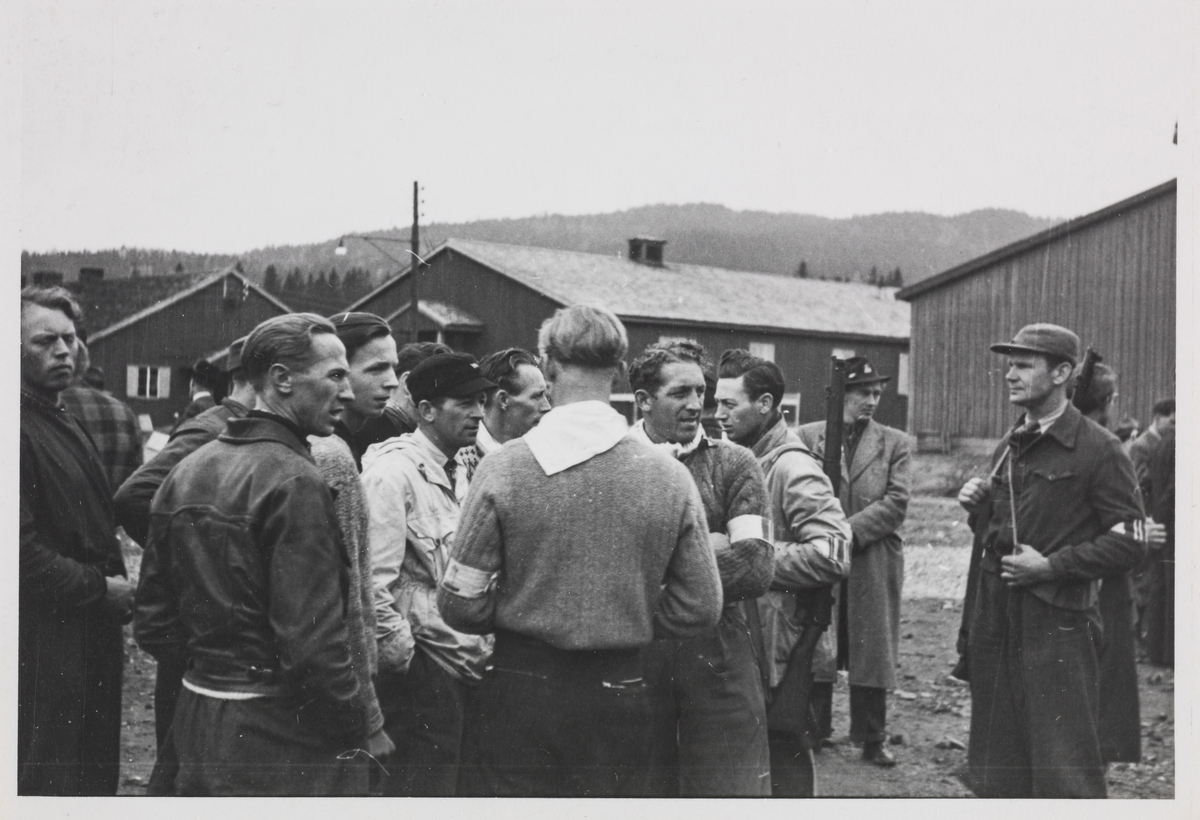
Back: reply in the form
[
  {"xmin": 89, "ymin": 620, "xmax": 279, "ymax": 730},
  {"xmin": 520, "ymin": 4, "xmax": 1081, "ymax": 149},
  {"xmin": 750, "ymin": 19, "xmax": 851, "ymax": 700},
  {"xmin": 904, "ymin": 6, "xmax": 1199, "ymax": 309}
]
[
  {"xmin": 361, "ymin": 352, "xmax": 496, "ymax": 795},
  {"xmin": 956, "ymin": 323, "xmax": 1145, "ymax": 798},
  {"xmin": 799, "ymin": 356, "xmax": 910, "ymax": 768}
]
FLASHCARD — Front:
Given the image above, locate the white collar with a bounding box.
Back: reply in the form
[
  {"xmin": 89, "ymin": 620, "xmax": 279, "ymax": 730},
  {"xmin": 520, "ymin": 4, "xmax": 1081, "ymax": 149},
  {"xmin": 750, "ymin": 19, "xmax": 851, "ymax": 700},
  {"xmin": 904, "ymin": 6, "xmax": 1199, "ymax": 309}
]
[
  {"xmin": 627, "ymin": 419, "xmax": 705, "ymax": 460},
  {"xmin": 522, "ymin": 401, "xmax": 629, "ymax": 476},
  {"xmin": 475, "ymin": 421, "xmax": 503, "ymax": 456}
]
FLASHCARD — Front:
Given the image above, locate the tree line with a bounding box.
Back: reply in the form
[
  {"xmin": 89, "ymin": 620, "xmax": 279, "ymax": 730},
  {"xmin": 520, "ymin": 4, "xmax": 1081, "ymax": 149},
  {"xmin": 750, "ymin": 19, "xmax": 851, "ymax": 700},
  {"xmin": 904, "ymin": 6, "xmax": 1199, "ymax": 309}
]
[
  {"xmin": 261, "ymin": 264, "xmax": 386, "ymax": 315},
  {"xmin": 794, "ymin": 259, "xmax": 904, "ymax": 287}
]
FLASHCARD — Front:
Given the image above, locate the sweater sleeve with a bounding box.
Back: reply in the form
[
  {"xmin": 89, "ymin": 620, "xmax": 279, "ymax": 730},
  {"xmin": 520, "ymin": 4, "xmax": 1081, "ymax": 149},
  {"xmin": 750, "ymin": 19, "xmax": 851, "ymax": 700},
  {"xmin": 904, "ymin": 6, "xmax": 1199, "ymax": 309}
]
[
  {"xmin": 713, "ymin": 445, "xmax": 774, "ymax": 601},
  {"xmin": 847, "ymin": 433, "xmax": 911, "ymax": 549},
  {"xmin": 654, "ymin": 468, "xmax": 723, "ymax": 639},
  {"xmin": 771, "ymin": 451, "xmax": 852, "ymax": 590},
  {"xmin": 438, "ymin": 458, "xmax": 503, "ymax": 635}
]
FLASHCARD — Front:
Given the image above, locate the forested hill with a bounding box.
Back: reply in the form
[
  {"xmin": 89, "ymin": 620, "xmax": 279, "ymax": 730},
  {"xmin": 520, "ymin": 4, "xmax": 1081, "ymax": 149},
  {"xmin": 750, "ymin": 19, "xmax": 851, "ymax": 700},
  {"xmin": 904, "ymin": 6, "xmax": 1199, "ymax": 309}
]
[{"xmin": 23, "ymin": 203, "xmax": 1058, "ymax": 292}]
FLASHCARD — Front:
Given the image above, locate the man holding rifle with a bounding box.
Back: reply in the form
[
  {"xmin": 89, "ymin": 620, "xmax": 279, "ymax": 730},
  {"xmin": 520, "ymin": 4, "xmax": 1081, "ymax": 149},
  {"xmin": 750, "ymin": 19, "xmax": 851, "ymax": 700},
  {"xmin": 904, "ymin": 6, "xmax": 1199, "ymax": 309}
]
[
  {"xmin": 957, "ymin": 324, "xmax": 1144, "ymax": 798},
  {"xmin": 800, "ymin": 356, "xmax": 911, "ymax": 768},
  {"xmin": 715, "ymin": 350, "xmax": 851, "ymax": 797}
]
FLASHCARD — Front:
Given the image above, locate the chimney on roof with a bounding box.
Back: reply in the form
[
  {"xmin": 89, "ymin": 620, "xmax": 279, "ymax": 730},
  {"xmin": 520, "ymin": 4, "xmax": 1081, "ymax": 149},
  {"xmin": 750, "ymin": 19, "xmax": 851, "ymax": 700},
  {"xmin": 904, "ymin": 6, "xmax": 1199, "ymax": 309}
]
[
  {"xmin": 79, "ymin": 267, "xmax": 104, "ymax": 286},
  {"xmin": 33, "ymin": 270, "xmax": 64, "ymax": 287},
  {"xmin": 628, "ymin": 237, "xmax": 667, "ymax": 267}
]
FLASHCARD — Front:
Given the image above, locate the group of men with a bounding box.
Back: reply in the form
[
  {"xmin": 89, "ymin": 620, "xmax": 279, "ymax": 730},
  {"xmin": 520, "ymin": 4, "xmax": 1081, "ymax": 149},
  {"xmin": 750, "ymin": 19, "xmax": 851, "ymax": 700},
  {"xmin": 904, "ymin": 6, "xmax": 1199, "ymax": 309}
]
[{"xmin": 20, "ymin": 279, "xmax": 1169, "ymax": 800}]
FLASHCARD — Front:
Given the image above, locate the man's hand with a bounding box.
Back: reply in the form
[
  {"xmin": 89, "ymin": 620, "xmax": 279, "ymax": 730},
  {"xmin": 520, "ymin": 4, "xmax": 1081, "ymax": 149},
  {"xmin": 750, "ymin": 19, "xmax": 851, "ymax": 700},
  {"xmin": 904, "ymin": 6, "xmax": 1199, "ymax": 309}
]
[
  {"xmin": 999, "ymin": 543, "xmax": 1054, "ymax": 587},
  {"xmin": 1146, "ymin": 519, "xmax": 1167, "ymax": 549},
  {"xmin": 104, "ymin": 575, "xmax": 134, "ymax": 623},
  {"xmin": 957, "ymin": 477, "xmax": 989, "ymax": 513},
  {"xmin": 364, "ymin": 729, "xmax": 396, "ymax": 759}
]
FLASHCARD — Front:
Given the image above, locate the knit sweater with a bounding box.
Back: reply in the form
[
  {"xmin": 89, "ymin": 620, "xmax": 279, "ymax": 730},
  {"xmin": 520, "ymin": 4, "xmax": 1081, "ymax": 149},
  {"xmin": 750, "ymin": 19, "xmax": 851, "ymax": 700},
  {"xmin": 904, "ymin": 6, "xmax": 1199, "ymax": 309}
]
[
  {"xmin": 438, "ymin": 437, "xmax": 723, "ymax": 650},
  {"xmin": 676, "ymin": 438, "xmax": 774, "ymax": 602},
  {"xmin": 309, "ymin": 434, "xmax": 385, "ymax": 737}
]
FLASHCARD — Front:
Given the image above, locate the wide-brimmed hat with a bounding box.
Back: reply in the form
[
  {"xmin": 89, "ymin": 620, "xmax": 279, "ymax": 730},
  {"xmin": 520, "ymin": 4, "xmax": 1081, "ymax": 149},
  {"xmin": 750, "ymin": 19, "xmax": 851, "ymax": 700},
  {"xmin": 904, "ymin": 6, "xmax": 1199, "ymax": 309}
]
[
  {"xmin": 990, "ymin": 323, "xmax": 1080, "ymax": 367},
  {"xmin": 842, "ymin": 356, "xmax": 890, "ymax": 387}
]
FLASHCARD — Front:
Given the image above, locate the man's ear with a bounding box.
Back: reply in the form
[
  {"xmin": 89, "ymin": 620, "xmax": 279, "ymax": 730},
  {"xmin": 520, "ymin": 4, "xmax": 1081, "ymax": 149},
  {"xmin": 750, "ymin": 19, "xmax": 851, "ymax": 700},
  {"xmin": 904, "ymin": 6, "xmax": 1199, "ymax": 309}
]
[
  {"xmin": 495, "ymin": 389, "xmax": 510, "ymax": 412},
  {"xmin": 1051, "ymin": 362, "xmax": 1074, "ymax": 386},
  {"xmin": 633, "ymin": 388, "xmax": 653, "ymax": 416},
  {"xmin": 417, "ymin": 398, "xmax": 437, "ymax": 424},
  {"xmin": 755, "ymin": 393, "xmax": 774, "ymax": 416},
  {"xmin": 267, "ymin": 363, "xmax": 293, "ymax": 396}
]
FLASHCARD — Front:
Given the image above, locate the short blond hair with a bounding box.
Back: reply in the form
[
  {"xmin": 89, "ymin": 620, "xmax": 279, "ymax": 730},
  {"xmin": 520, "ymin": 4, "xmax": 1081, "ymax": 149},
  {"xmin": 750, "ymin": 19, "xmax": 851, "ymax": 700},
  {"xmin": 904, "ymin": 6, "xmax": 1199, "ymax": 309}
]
[{"xmin": 537, "ymin": 305, "xmax": 627, "ymax": 369}]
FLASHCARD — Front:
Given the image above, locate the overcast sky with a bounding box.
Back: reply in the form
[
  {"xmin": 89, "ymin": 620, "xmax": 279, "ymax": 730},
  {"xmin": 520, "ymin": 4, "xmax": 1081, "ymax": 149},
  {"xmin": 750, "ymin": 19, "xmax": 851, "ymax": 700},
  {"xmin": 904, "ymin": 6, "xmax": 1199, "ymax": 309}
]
[{"xmin": 17, "ymin": 0, "xmax": 1194, "ymax": 254}]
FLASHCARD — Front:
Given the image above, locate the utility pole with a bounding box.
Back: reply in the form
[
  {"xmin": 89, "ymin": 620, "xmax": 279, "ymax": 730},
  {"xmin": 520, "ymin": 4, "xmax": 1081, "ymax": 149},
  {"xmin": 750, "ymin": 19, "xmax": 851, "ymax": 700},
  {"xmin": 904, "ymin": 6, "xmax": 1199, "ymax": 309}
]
[{"xmin": 411, "ymin": 180, "xmax": 420, "ymax": 344}]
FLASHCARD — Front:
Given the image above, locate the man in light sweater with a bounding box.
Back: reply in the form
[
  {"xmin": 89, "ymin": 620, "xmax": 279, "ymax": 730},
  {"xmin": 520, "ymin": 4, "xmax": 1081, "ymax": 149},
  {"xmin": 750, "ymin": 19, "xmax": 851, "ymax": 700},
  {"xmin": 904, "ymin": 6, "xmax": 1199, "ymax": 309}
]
[
  {"xmin": 629, "ymin": 340, "xmax": 775, "ymax": 796},
  {"xmin": 439, "ymin": 305, "xmax": 722, "ymax": 797}
]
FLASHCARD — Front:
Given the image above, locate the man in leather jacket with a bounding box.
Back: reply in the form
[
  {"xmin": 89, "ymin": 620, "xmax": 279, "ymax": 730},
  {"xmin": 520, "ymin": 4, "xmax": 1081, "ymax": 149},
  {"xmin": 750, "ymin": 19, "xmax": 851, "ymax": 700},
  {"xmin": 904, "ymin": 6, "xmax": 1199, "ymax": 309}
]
[{"xmin": 135, "ymin": 313, "xmax": 390, "ymax": 795}]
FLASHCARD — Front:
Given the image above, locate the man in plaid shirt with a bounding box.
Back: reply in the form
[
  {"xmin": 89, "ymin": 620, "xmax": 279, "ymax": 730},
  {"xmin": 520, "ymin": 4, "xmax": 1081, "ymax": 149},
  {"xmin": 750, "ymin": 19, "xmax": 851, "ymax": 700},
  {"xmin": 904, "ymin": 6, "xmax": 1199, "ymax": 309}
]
[{"xmin": 60, "ymin": 340, "xmax": 143, "ymax": 491}]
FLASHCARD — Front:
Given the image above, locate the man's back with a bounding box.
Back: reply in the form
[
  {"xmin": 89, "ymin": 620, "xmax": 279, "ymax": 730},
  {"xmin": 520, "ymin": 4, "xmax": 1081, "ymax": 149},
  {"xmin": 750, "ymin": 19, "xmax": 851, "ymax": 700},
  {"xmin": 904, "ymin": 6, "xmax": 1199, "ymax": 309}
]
[
  {"xmin": 137, "ymin": 416, "xmax": 366, "ymax": 746},
  {"xmin": 446, "ymin": 436, "xmax": 721, "ymax": 650}
]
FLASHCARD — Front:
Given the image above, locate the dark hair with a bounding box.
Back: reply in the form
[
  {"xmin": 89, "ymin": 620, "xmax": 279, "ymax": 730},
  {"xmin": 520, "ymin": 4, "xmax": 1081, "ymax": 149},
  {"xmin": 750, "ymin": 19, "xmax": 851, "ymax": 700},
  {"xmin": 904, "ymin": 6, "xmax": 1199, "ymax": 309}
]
[
  {"xmin": 479, "ymin": 348, "xmax": 540, "ymax": 396},
  {"xmin": 329, "ymin": 312, "xmax": 393, "ymax": 363},
  {"xmin": 717, "ymin": 348, "xmax": 785, "ymax": 410},
  {"xmin": 537, "ymin": 305, "xmax": 627, "ymax": 368},
  {"xmin": 242, "ymin": 313, "xmax": 338, "ymax": 390},
  {"xmin": 629, "ymin": 340, "xmax": 709, "ymax": 396},
  {"xmin": 1068, "ymin": 361, "xmax": 1116, "ymax": 416},
  {"xmin": 21, "ymin": 285, "xmax": 82, "ymax": 323},
  {"xmin": 1152, "ymin": 398, "xmax": 1175, "ymax": 417},
  {"xmin": 396, "ymin": 341, "xmax": 453, "ymax": 375}
]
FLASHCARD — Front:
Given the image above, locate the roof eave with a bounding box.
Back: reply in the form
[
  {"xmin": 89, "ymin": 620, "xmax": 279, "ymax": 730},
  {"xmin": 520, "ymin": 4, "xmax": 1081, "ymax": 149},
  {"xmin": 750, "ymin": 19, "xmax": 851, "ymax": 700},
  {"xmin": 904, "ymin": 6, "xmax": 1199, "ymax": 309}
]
[{"xmin": 896, "ymin": 178, "xmax": 1177, "ymax": 302}]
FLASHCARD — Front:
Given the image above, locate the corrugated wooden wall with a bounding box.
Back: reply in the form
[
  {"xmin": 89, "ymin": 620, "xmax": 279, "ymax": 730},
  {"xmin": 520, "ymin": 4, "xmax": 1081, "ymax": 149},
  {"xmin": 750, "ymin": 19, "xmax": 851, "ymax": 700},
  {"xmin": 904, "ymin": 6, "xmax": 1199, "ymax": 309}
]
[{"xmin": 908, "ymin": 187, "xmax": 1175, "ymax": 440}]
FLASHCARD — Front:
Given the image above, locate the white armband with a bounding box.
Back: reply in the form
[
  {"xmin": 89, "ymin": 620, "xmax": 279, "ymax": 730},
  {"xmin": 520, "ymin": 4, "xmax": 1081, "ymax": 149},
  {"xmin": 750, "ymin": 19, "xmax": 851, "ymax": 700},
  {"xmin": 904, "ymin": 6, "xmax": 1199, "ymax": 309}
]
[
  {"xmin": 1110, "ymin": 520, "xmax": 1146, "ymax": 541},
  {"xmin": 727, "ymin": 514, "xmax": 767, "ymax": 543},
  {"xmin": 440, "ymin": 559, "xmax": 497, "ymax": 599},
  {"xmin": 813, "ymin": 536, "xmax": 850, "ymax": 563}
]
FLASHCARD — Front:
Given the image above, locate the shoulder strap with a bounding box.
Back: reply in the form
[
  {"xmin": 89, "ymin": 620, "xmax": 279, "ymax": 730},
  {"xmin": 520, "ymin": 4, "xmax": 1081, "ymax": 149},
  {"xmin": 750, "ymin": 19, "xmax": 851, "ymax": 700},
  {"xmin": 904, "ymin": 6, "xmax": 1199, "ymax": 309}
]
[{"xmin": 760, "ymin": 441, "xmax": 816, "ymax": 474}]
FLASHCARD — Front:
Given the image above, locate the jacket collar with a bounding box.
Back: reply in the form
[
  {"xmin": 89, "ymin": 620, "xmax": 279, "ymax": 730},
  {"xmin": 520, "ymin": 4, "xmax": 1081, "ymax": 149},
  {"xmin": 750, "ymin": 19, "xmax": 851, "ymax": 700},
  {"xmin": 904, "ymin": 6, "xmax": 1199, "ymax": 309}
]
[
  {"xmin": 363, "ymin": 428, "xmax": 456, "ymax": 491},
  {"xmin": 1015, "ymin": 401, "xmax": 1083, "ymax": 451},
  {"xmin": 748, "ymin": 414, "xmax": 791, "ymax": 460},
  {"xmin": 221, "ymin": 414, "xmax": 315, "ymax": 460},
  {"xmin": 221, "ymin": 397, "xmax": 251, "ymax": 416},
  {"xmin": 21, "ymin": 387, "xmax": 64, "ymax": 412}
]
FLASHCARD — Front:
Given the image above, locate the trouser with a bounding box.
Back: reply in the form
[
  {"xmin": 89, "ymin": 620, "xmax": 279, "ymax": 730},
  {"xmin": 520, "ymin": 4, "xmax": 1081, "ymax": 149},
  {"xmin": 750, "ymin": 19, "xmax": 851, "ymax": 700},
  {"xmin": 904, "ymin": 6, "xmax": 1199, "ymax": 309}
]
[
  {"xmin": 153, "ymin": 652, "xmax": 187, "ymax": 747},
  {"xmin": 458, "ymin": 630, "xmax": 653, "ymax": 797},
  {"xmin": 644, "ymin": 606, "xmax": 771, "ymax": 796},
  {"xmin": 18, "ymin": 608, "xmax": 124, "ymax": 796},
  {"xmin": 809, "ymin": 681, "xmax": 888, "ymax": 744},
  {"xmin": 967, "ymin": 564, "xmax": 1105, "ymax": 798},
  {"xmin": 172, "ymin": 687, "xmax": 370, "ymax": 795},
  {"xmin": 375, "ymin": 648, "xmax": 469, "ymax": 796}
]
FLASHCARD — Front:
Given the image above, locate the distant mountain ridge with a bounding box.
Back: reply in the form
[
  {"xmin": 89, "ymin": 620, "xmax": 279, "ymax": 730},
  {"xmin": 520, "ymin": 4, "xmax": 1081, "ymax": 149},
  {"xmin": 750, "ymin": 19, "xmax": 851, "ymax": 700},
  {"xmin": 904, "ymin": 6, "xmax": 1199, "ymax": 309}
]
[{"xmin": 22, "ymin": 203, "xmax": 1059, "ymax": 293}]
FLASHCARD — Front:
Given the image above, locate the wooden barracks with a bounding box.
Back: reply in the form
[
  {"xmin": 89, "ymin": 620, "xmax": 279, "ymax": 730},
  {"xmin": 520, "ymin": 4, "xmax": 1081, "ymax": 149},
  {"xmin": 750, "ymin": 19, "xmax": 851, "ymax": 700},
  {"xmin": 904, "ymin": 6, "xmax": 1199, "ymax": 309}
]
[{"xmin": 348, "ymin": 237, "xmax": 912, "ymax": 429}]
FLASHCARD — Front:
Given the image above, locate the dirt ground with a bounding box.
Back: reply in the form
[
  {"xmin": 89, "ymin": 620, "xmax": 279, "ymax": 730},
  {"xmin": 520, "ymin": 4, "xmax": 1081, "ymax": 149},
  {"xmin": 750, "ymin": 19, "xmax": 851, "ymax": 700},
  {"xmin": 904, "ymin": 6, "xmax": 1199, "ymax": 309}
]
[{"xmin": 113, "ymin": 479, "xmax": 1175, "ymax": 798}]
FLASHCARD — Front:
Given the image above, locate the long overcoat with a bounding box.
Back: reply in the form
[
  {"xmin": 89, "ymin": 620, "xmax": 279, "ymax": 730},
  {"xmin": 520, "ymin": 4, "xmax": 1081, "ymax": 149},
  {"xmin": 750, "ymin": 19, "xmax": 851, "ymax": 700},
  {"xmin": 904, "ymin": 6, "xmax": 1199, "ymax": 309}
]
[{"xmin": 798, "ymin": 419, "xmax": 911, "ymax": 690}]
